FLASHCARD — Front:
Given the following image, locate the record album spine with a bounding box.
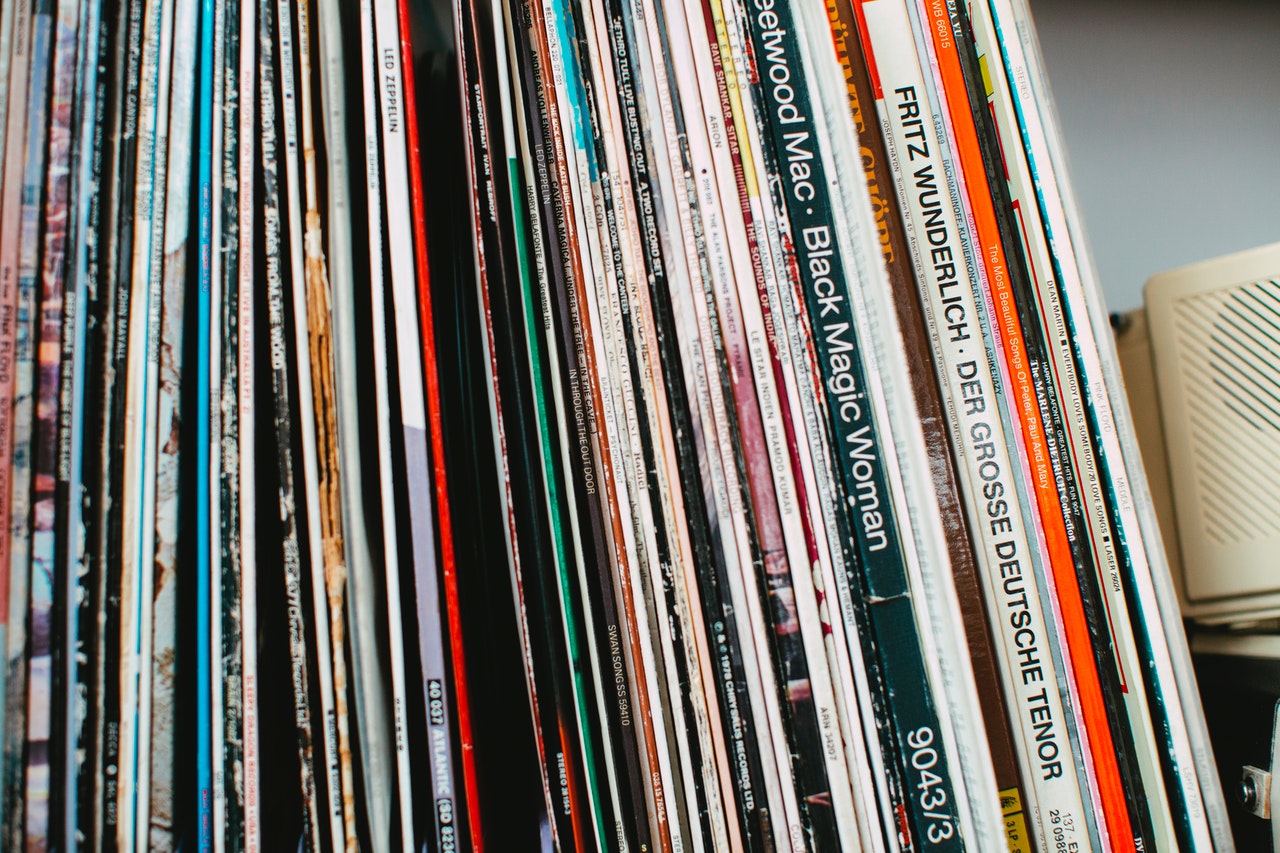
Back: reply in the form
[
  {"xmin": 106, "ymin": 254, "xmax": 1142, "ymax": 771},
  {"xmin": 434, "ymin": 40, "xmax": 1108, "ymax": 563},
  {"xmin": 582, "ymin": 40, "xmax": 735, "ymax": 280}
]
[
  {"xmin": 628, "ymin": 0, "xmax": 800, "ymax": 845},
  {"xmin": 682, "ymin": 0, "xmax": 874, "ymax": 845},
  {"xmin": 354, "ymin": 0, "xmax": 415, "ymax": 847},
  {"xmin": 898, "ymin": 0, "xmax": 1156, "ymax": 848},
  {"xmin": 372, "ymin": 0, "xmax": 466, "ymax": 846},
  {"xmin": 463, "ymin": 0, "xmax": 610, "ymax": 846},
  {"xmin": 54, "ymin": 0, "xmax": 89, "ymax": 830},
  {"xmin": 314, "ymin": 0, "xmax": 394, "ymax": 844},
  {"xmin": 209, "ymin": 0, "xmax": 229, "ymax": 839},
  {"xmin": 536, "ymin": 0, "xmax": 687, "ymax": 845},
  {"xmin": 709, "ymin": 0, "xmax": 892, "ymax": 846},
  {"xmin": 131, "ymin": 0, "xmax": 177, "ymax": 838},
  {"xmin": 0, "ymin": 0, "xmax": 17, "ymax": 177},
  {"xmin": 967, "ymin": 2, "xmax": 1206, "ymax": 847},
  {"xmin": 0, "ymin": 0, "xmax": 34, "ymax": 834},
  {"xmin": 496, "ymin": 1, "xmax": 618, "ymax": 847},
  {"xmin": 818, "ymin": 3, "xmax": 1030, "ymax": 840},
  {"xmin": 92, "ymin": 0, "xmax": 144, "ymax": 845},
  {"xmin": 196, "ymin": 0, "xmax": 218, "ymax": 840},
  {"xmin": 218, "ymin": 0, "xmax": 247, "ymax": 845},
  {"xmin": 257, "ymin": 0, "xmax": 322, "ymax": 841},
  {"xmin": 739, "ymin": 0, "xmax": 974, "ymax": 848},
  {"xmin": 990, "ymin": 3, "xmax": 1226, "ymax": 843},
  {"xmin": 594, "ymin": 4, "xmax": 757, "ymax": 848},
  {"xmin": 5, "ymin": 1, "xmax": 56, "ymax": 842},
  {"xmin": 62, "ymin": 0, "xmax": 109, "ymax": 843},
  {"xmin": 236, "ymin": 0, "xmax": 260, "ymax": 844},
  {"xmin": 852, "ymin": 3, "xmax": 1089, "ymax": 850},
  {"xmin": 585, "ymin": 2, "xmax": 750, "ymax": 849},
  {"xmin": 716, "ymin": 0, "xmax": 913, "ymax": 841},
  {"xmin": 26, "ymin": 1, "xmax": 81, "ymax": 846},
  {"xmin": 274, "ymin": 0, "xmax": 347, "ymax": 840},
  {"xmin": 560, "ymin": 0, "xmax": 706, "ymax": 846},
  {"xmin": 400, "ymin": 0, "xmax": 486, "ymax": 845},
  {"xmin": 293, "ymin": 0, "xmax": 358, "ymax": 843},
  {"xmin": 146, "ymin": 0, "xmax": 197, "ymax": 846},
  {"xmin": 509, "ymin": 0, "xmax": 657, "ymax": 846}
]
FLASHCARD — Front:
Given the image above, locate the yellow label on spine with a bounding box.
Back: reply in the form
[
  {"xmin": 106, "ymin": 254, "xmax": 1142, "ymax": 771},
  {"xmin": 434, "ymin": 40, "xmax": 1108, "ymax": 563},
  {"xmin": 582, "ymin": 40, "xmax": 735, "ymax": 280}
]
[{"xmin": 999, "ymin": 787, "xmax": 1031, "ymax": 853}]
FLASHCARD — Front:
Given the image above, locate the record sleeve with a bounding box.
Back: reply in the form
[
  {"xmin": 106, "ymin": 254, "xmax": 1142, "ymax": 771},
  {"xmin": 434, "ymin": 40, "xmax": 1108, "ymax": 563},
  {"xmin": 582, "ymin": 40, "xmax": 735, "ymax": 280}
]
[
  {"xmin": 975, "ymin": 0, "xmax": 1227, "ymax": 846},
  {"xmin": 313, "ymin": 0, "xmax": 397, "ymax": 846},
  {"xmin": 273, "ymin": 0, "xmax": 348, "ymax": 841},
  {"xmin": 0, "ymin": 0, "xmax": 17, "ymax": 179},
  {"xmin": 889, "ymin": 0, "xmax": 1157, "ymax": 847},
  {"xmin": 120, "ymin": 0, "xmax": 177, "ymax": 843},
  {"xmin": 846, "ymin": 4, "xmax": 1084, "ymax": 851},
  {"xmin": 678, "ymin": 0, "xmax": 874, "ymax": 844},
  {"xmin": 216, "ymin": 0, "xmax": 249, "ymax": 846},
  {"xmin": 815, "ymin": 6, "xmax": 1030, "ymax": 840},
  {"xmin": 354, "ymin": 0, "xmax": 416, "ymax": 848},
  {"xmin": 25, "ymin": 2, "xmax": 82, "ymax": 846},
  {"xmin": 293, "ymin": 0, "xmax": 359, "ymax": 843},
  {"xmin": 579, "ymin": 2, "xmax": 749, "ymax": 847},
  {"xmin": 0, "ymin": 31, "xmax": 34, "ymax": 793},
  {"xmin": 497, "ymin": 8, "xmax": 620, "ymax": 851},
  {"xmin": 402, "ymin": 0, "xmax": 491, "ymax": 843},
  {"xmin": 628, "ymin": 0, "xmax": 800, "ymax": 844},
  {"xmin": 535, "ymin": 0, "xmax": 690, "ymax": 842},
  {"xmin": 590, "ymin": 3, "xmax": 761, "ymax": 847},
  {"xmin": 558, "ymin": 0, "xmax": 712, "ymax": 845},
  {"xmin": 147, "ymin": 0, "xmax": 198, "ymax": 846},
  {"xmin": 236, "ymin": 2, "xmax": 262, "ymax": 847},
  {"xmin": 458, "ymin": 0, "xmax": 611, "ymax": 846},
  {"xmin": 790, "ymin": 0, "xmax": 1007, "ymax": 842},
  {"xmin": 258, "ymin": 0, "xmax": 323, "ymax": 840},
  {"xmin": 89, "ymin": 0, "xmax": 144, "ymax": 845},
  {"xmin": 5, "ymin": 2, "xmax": 57, "ymax": 841},
  {"xmin": 195, "ymin": 0, "xmax": 219, "ymax": 842},
  {"xmin": 505, "ymin": 0, "xmax": 661, "ymax": 846},
  {"xmin": 373, "ymin": 0, "xmax": 468, "ymax": 847},
  {"xmin": 738, "ymin": 0, "xmax": 998, "ymax": 845},
  {"xmin": 0, "ymin": 0, "xmax": 33, "ymax": 827},
  {"xmin": 59, "ymin": 0, "xmax": 108, "ymax": 842}
]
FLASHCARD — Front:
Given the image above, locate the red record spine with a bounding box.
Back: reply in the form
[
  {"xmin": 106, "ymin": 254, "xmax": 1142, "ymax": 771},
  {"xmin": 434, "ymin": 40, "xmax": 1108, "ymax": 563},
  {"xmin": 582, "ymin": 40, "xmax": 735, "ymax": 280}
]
[{"xmin": 396, "ymin": 4, "xmax": 485, "ymax": 850}]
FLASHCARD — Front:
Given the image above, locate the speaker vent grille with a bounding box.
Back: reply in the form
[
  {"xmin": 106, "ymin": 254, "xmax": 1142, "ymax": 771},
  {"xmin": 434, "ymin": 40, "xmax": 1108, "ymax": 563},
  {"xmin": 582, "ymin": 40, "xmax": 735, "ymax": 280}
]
[{"xmin": 1171, "ymin": 278, "xmax": 1280, "ymax": 545}]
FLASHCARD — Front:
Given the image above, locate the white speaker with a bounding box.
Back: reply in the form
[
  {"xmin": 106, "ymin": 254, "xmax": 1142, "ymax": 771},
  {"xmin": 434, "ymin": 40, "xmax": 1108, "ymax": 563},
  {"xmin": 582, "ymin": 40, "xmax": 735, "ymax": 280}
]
[{"xmin": 1146, "ymin": 242, "xmax": 1280, "ymax": 624}]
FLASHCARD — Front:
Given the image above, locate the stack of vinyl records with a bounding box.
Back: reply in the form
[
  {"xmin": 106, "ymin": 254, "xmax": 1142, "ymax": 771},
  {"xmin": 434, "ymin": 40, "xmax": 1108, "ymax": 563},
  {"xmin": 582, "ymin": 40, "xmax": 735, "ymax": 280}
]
[{"xmin": 0, "ymin": 0, "xmax": 1235, "ymax": 848}]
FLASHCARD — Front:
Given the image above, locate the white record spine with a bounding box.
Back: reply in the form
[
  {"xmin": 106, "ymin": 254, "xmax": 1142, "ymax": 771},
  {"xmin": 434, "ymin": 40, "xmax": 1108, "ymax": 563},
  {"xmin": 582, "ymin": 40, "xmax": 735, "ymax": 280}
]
[
  {"xmin": 363, "ymin": 0, "xmax": 417, "ymax": 847},
  {"xmin": 123, "ymin": 0, "xmax": 172, "ymax": 843}
]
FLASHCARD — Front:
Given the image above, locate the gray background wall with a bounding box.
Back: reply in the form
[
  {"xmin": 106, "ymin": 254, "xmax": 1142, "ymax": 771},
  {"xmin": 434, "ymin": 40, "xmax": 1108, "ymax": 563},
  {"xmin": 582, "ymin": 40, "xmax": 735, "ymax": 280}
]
[{"xmin": 1027, "ymin": 0, "xmax": 1280, "ymax": 312}]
